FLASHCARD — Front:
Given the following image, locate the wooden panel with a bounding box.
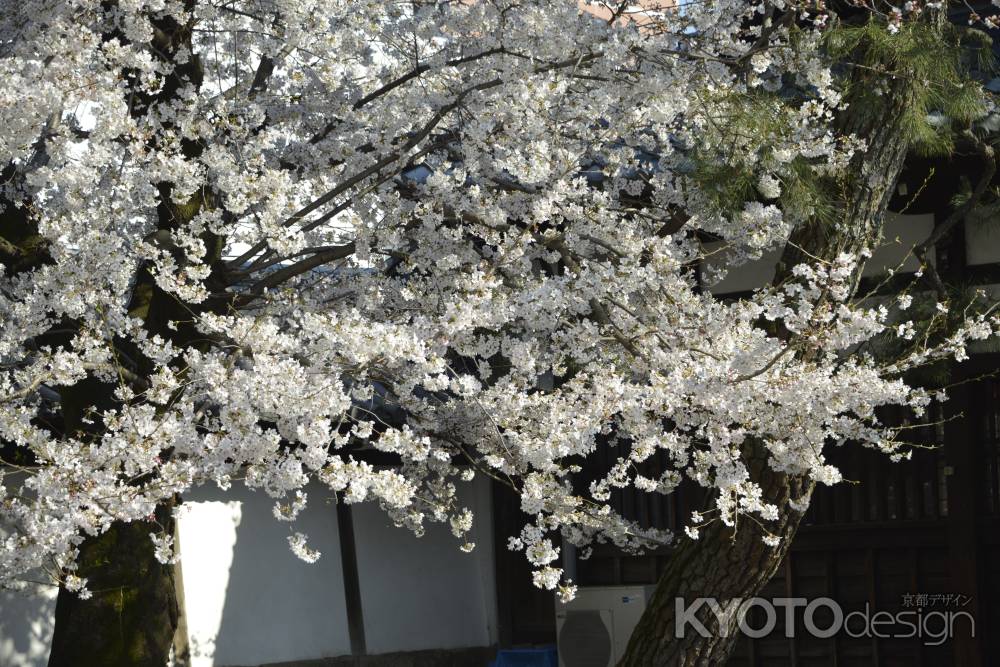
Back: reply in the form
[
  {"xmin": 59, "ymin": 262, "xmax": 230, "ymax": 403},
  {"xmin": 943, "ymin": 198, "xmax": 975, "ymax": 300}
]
[
  {"xmin": 981, "ymin": 544, "xmax": 1000, "ymax": 663},
  {"xmin": 499, "ymin": 371, "xmax": 1000, "ymax": 663},
  {"xmin": 491, "ymin": 482, "xmax": 555, "ymax": 645}
]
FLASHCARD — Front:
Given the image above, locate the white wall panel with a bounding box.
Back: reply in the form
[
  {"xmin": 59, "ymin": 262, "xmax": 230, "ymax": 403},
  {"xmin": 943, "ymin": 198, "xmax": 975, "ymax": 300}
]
[
  {"xmin": 0, "ymin": 583, "xmax": 55, "ymax": 667},
  {"xmin": 178, "ymin": 482, "xmax": 351, "ymax": 666},
  {"xmin": 352, "ymin": 475, "xmax": 498, "ymax": 654},
  {"xmin": 705, "ymin": 213, "xmax": 935, "ymax": 295}
]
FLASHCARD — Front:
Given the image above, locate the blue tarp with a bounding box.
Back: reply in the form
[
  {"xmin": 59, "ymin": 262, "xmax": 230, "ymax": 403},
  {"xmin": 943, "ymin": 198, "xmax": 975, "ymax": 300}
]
[{"xmin": 489, "ymin": 645, "xmax": 558, "ymax": 667}]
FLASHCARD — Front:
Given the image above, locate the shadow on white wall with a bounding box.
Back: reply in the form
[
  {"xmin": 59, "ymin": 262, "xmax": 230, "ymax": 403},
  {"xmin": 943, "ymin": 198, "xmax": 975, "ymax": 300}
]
[
  {"xmin": 183, "ymin": 483, "xmax": 351, "ymax": 667},
  {"xmin": 0, "ymin": 582, "xmax": 56, "ymax": 667},
  {"xmin": 0, "ymin": 477, "xmax": 497, "ymax": 667}
]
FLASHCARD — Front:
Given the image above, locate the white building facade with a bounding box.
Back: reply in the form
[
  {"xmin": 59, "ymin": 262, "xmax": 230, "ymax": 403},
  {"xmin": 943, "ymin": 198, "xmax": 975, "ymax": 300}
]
[{"xmin": 1, "ymin": 477, "xmax": 498, "ymax": 667}]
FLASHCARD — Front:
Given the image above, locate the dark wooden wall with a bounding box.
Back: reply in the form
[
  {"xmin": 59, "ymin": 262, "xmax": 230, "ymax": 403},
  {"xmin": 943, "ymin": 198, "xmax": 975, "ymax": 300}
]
[{"xmin": 493, "ymin": 357, "xmax": 1000, "ymax": 665}]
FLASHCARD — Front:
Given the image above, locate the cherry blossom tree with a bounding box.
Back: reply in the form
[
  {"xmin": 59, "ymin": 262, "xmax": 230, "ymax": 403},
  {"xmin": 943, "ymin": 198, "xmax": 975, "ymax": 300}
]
[{"xmin": 1, "ymin": 1, "xmax": 998, "ymax": 664}]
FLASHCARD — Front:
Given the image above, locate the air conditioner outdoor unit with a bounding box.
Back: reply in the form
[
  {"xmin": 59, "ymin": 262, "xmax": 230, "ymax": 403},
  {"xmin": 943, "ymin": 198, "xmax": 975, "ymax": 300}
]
[{"xmin": 555, "ymin": 585, "xmax": 655, "ymax": 667}]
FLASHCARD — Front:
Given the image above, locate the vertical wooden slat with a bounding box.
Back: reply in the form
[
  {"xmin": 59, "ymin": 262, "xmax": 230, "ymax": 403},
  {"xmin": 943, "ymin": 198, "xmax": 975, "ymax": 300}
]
[
  {"xmin": 665, "ymin": 491, "xmax": 677, "ymax": 531},
  {"xmin": 907, "ymin": 548, "xmax": 922, "ymax": 666},
  {"xmin": 834, "ymin": 449, "xmax": 851, "ymax": 524},
  {"xmin": 622, "ymin": 479, "xmax": 636, "ymax": 523},
  {"xmin": 492, "ymin": 480, "xmax": 514, "ymax": 646},
  {"xmin": 827, "ymin": 550, "xmax": 839, "ymax": 667},
  {"xmin": 336, "ymin": 500, "xmax": 367, "ymax": 656},
  {"xmin": 675, "ymin": 482, "xmax": 687, "ymax": 532},
  {"xmin": 923, "ymin": 447, "xmax": 939, "ymax": 519},
  {"xmin": 784, "ymin": 554, "xmax": 798, "ymax": 667},
  {"xmin": 987, "ymin": 381, "xmax": 1000, "ymax": 515},
  {"xmin": 867, "ymin": 548, "xmax": 880, "ymax": 667},
  {"xmin": 879, "ymin": 456, "xmax": 891, "ymax": 521},
  {"xmin": 650, "ymin": 486, "xmax": 664, "ymax": 530},
  {"xmin": 891, "ymin": 459, "xmax": 905, "ymax": 521},
  {"xmin": 851, "ymin": 447, "xmax": 864, "ymax": 523},
  {"xmin": 945, "ymin": 379, "xmax": 985, "ymax": 665}
]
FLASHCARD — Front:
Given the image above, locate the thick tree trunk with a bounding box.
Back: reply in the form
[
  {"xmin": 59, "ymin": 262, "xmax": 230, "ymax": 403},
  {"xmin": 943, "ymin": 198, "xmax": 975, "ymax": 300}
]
[
  {"xmin": 44, "ymin": 6, "xmax": 204, "ymax": 665},
  {"xmin": 47, "ymin": 503, "xmax": 179, "ymax": 667},
  {"xmin": 619, "ymin": 16, "xmax": 927, "ymax": 666},
  {"xmin": 620, "ymin": 443, "xmax": 813, "ymax": 666}
]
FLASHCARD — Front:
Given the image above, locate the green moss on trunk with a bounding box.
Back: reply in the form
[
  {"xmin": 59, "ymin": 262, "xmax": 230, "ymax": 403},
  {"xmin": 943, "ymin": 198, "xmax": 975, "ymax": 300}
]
[{"xmin": 47, "ymin": 503, "xmax": 179, "ymax": 667}]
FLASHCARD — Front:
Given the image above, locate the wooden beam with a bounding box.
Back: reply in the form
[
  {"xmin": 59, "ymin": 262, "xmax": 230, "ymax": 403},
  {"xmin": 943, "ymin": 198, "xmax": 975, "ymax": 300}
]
[{"xmin": 336, "ymin": 500, "xmax": 367, "ymax": 655}]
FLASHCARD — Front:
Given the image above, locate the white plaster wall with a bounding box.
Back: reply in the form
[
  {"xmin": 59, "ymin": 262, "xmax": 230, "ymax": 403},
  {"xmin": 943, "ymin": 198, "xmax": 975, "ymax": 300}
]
[
  {"xmin": 0, "ymin": 468, "xmax": 57, "ymax": 667},
  {"xmin": 705, "ymin": 213, "xmax": 935, "ymax": 295},
  {"xmin": 0, "ymin": 475, "xmax": 498, "ymax": 667},
  {"xmin": 966, "ymin": 221, "xmax": 1000, "ymax": 265},
  {"xmin": 971, "ymin": 284, "xmax": 1000, "ymax": 353},
  {"xmin": 352, "ymin": 475, "xmax": 498, "ymax": 655},
  {"xmin": 178, "ymin": 482, "xmax": 352, "ymax": 667},
  {"xmin": 704, "ymin": 246, "xmax": 780, "ymax": 294},
  {"xmin": 0, "ymin": 583, "xmax": 56, "ymax": 667},
  {"xmin": 863, "ymin": 213, "xmax": 934, "ymax": 277}
]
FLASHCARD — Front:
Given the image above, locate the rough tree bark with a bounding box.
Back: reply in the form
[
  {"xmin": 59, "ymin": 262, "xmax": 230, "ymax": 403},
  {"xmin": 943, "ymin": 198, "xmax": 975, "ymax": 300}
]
[
  {"xmin": 0, "ymin": 126, "xmax": 185, "ymax": 667},
  {"xmin": 619, "ymin": 16, "xmax": 929, "ymax": 667},
  {"xmin": 620, "ymin": 442, "xmax": 815, "ymax": 666},
  {"xmin": 47, "ymin": 503, "xmax": 180, "ymax": 667},
  {"xmin": 46, "ymin": 3, "xmax": 208, "ymax": 665}
]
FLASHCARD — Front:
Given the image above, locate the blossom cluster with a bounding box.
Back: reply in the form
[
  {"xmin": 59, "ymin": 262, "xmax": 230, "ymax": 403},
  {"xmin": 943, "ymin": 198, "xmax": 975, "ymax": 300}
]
[{"xmin": 0, "ymin": 0, "xmax": 996, "ymax": 598}]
